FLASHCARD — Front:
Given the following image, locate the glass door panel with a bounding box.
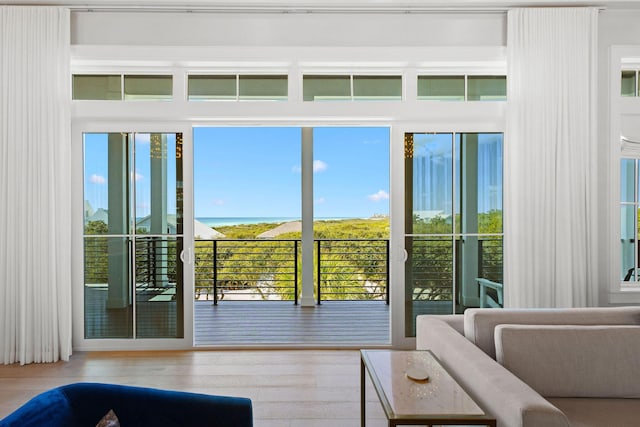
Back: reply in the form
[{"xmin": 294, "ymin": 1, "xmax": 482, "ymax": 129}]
[
  {"xmin": 404, "ymin": 236, "xmax": 455, "ymax": 335},
  {"xmin": 84, "ymin": 236, "xmax": 132, "ymax": 339},
  {"xmin": 135, "ymin": 236, "xmax": 183, "ymax": 338},
  {"xmin": 404, "ymin": 132, "xmax": 503, "ymax": 337},
  {"xmin": 83, "ymin": 131, "xmax": 184, "ymax": 340},
  {"xmin": 407, "ymin": 133, "xmax": 455, "ymax": 233},
  {"xmin": 404, "ymin": 133, "xmax": 455, "ymax": 336}
]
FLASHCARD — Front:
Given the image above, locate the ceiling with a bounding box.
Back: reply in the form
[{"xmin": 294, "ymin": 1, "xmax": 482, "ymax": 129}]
[{"xmin": 3, "ymin": 0, "xmax": 640, "ymax": 11}]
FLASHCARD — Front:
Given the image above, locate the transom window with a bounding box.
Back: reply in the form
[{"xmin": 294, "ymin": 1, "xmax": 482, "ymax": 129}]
[
  {"xmin": 73, "ymin": 74, "xmax": 173, "ymax": 101},
  {"xmin": 72, "ymin": 72, "xmax": 510, "ymax": 102},
  {"xmin": 622, "ymin": 70, "xmax": 639, "ymax": 97},
  {"xmin": 188, "ymin": 74, "xmax": 288, "ymax": 101},
  {"xmin": 302, "ymin": 75, "xmax": 402, "ymax": 101},
  {"xmin": 417, "ymin": 75, "xmax": 506, "ymax": 101}
]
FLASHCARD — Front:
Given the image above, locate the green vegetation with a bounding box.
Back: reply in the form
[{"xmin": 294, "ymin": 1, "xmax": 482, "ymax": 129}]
[
  {"xmin": 411, "ymin": 210, "xmax": 503, "ymax": 235},
  {"xmin": 195, "ymin": 217, "xmax": 390, "ymax": 301},
  {"xmin": 408, "ymin": 211, "xmax": 503, "ymax": 302},
  {"xmin": 216, "ymin": 217, "xmax": 390, "ymax": 240},
  {"xmin": 84, "ymin": 221, "xmax": 108, "ymax": 283},
  {"xmin": 83, "ymin": 214, "xmax": 503, "ymax": 304}
]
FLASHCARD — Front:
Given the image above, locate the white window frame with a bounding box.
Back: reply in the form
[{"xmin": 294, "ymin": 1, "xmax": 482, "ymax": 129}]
[
  {"xmin": 416, "ymin": 73, "xmax": 507, "ymax": 101},
  {"xmin": 72, "ymin": 121, "xmax": 195, "ymax": 351},
  {"xmin": 610, "ymin": 46, "xmax": 640, "ymax": 303}
]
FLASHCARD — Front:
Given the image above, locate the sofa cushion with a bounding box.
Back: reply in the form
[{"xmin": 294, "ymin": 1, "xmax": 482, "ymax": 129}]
[
  {"xmin": 464, "ymin": 307, "xmax": 640, "ymax": 359},
  {"xmin": 495, "ymin": 325, "xmax": 640, "ymax": 398},
  {"xmin": 547, "ymin": 398, "xmax": 640, "ymax": 427}
]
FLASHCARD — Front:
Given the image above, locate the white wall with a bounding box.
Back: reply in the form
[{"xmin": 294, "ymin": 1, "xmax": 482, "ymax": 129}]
[{"xmin": 71, "ymin": 11, "xmax": 506, "ymax": 47}]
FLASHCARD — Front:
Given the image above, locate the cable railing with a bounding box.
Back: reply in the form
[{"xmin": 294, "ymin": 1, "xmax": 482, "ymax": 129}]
[
  {"xmin": 195, "ymin": 239, "xmax": 299, "ymax": 304},
  {"xmin": 84, "ymin": 237, "xmax": 502, "ymax": 307},
  {"xmin": 407, "ymin": 236, "xmax": 504, "ymax": 306},
  {"xmin": 316, "ymin": 239, "xmax": 389, "ymax": 304},
  {"xmin": 194, "ymin": 238, "xmax": 390, "ymax": 305}
]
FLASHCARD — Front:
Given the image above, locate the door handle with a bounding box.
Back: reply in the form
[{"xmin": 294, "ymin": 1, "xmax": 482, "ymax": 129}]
[{"xmin": 180, "ymin": 247, "xmax": 193, "ymax": 265}]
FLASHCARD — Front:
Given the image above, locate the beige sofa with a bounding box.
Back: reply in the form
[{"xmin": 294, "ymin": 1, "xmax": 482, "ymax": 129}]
[{"xmin": 416, "ymin": 307, "xmax": 640, "ymax": 427}]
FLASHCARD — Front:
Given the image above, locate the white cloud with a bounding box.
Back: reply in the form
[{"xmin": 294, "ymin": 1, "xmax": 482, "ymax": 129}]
[
  {"xmin": 315, "ymin": 197, "xmax": 326, "ymax": 204},
  {"xmin": 212, "ymin": 199, "xmax": 225, "ymax": 206},
  {"xmin": 135, "ymin": 172, "xmax": 144, "ymax": 181},
  {"xmin": 135, "ymin": 133, "xmax": 151, "ymax": 144},
  {"xmin": 292, "ymin": 160, "xmax": 328, "ymax": 173},
  {"xmin": 90, "ymin": 174, "xmax": 106, "ymax": 184},
  {"xmin": 368, "ymin": 190, "xmax": 389, "ymax": 202},
  {"xmin": 313, "ymin": 160, "xmax": 328, "ymax": 173}
]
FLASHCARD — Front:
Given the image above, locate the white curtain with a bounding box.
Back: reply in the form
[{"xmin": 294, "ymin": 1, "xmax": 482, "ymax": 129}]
[
  {"xmin": 0, "ymin": 7, "xmax": 72, "ymax": 364},
  {"xmin": 504, "ymin": 8, "xmax": 599, "ymax": 308}
]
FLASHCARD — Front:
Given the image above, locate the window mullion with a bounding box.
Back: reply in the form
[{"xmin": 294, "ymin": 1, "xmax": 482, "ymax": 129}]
[
  {"xmin": 350, "ymin": 75, "xmax": 354, "ymax": 101},
  {"xmin": 451, "ymin": 133, "xmax": 457, "ymax": 314},
  {"xmin": 633, "ymin": 159, "xmax": 640, "ymax": 282}
]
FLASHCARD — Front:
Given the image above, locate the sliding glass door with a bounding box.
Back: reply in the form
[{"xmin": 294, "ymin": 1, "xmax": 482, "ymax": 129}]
[
  {"xmin": 83, "ymin": 132, "xmax": 185, "ymax": 339},
  {"xmin": 404, "ymin": 132, "xmax": 503, "ymax": 336}
]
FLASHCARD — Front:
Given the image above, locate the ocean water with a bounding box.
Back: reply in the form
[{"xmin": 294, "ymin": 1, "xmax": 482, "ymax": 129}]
[{"xmin": 196, "ymin": 217, "xmax": 351, "ymax": 227}]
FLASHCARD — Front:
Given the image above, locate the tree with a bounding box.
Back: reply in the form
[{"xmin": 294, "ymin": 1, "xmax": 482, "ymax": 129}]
[{"xmin": 84, "ymin": 221, "xmax": 108, "ymax": 283}]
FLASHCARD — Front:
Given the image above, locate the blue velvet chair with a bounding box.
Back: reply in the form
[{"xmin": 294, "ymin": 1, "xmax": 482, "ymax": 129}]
[{"xmin": 0, "ymin": 382, "xmax": 253, "ymax": 427}]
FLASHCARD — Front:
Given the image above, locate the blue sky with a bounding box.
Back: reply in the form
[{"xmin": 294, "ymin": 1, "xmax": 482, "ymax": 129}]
[
  {"xmin": 412, "ymin": 132, "xmax": 503, "ymax": 216},
  {"xmin": 84, "ymin": 132, "xmax": 178, "ymax": 220},
  {"xmin": 83, "ymin": 129, "xmax": 503, "ymax": 222},
  {"xmin": 194, "ymin": 127, "xmax": 390, "ymax": 218},
  {"xmin": 84, "ymin": 127, "xmax": 391, "ymax": 220}
]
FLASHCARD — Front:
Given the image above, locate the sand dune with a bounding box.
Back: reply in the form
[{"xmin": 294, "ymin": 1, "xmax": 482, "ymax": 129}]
[{"xmin": 256, "ymin": 221, "xmax": 302, "ymax": 238}]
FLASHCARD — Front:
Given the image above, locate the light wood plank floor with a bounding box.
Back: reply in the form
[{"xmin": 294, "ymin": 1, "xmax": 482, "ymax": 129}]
[{"xmin": 0, "ymin": 350, "xmax": 392, "ymax": 427}]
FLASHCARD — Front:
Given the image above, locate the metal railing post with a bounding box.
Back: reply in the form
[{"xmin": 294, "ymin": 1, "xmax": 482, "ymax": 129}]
[
  {"xmin": 213, "ymin": 240, "xmax": 218, "ymax": 306},
  {"xmin": 385, "ymin": 239, "xmax": 390, "ymax": 305},
  {"xmin": 316, "ymin": 240, "xmax": 321, "ymax": 305},
  {"xmin": 294, "ymin": 240, "xmax": 299, "ymax": 305}
]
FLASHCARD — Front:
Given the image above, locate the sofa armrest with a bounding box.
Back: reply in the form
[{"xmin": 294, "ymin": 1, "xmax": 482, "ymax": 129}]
[
  {"xmin": 0, "ymin": 388, "xmax": 75, "ymax": 427},
  {"xmin": 416, "ymin": 315, "xmax": 464, "ymax": 342},
  {"xmin": 416, "ymin": 317, "xmax": 569, "ymax": 427}
]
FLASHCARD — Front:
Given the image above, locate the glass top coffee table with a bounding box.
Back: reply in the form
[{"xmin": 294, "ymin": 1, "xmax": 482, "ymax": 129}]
[{"xmin": 360, "ymin": 350, "xmax": 496, "ymax": 427}]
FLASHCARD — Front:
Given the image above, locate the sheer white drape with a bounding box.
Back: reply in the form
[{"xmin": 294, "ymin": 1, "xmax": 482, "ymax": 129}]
[
  {"xmin": 504, "ymin": 8, "xmax": 599, "ymax": 308},
  {"xmin": 0, "ymin": 7, "xmax": 72, "ymax": 364}
]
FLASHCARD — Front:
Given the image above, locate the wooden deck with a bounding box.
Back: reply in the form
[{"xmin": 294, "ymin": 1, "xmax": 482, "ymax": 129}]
[{"xmin": 194, "ymin": 300, "xmax": 390, "ymax": 347}]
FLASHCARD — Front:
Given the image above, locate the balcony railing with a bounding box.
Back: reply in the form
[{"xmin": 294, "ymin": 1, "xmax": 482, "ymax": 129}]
[
  {"xmin": 195, "ymin": 239, "xmax": 299, "ymax": 304},
  {"xmin": 84, "ymin": 237, "xmax": 502, "ymax": 307},
  {"xmin": 194, "ymin": 239, "xmax": 390, "ymax": 305},
  {"xmin": 407, "ymin": 236, "xmax": 503, "ymax": 306}
]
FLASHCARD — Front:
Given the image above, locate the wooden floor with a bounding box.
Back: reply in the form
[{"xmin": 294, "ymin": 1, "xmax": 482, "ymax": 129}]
[
  {"xmin": 0, "ymin": 350, "xmax": 393, "ymax": 427},
  {"xmin": 194, "ymin": 301, "xmax": 390, "ymax": 347}
]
